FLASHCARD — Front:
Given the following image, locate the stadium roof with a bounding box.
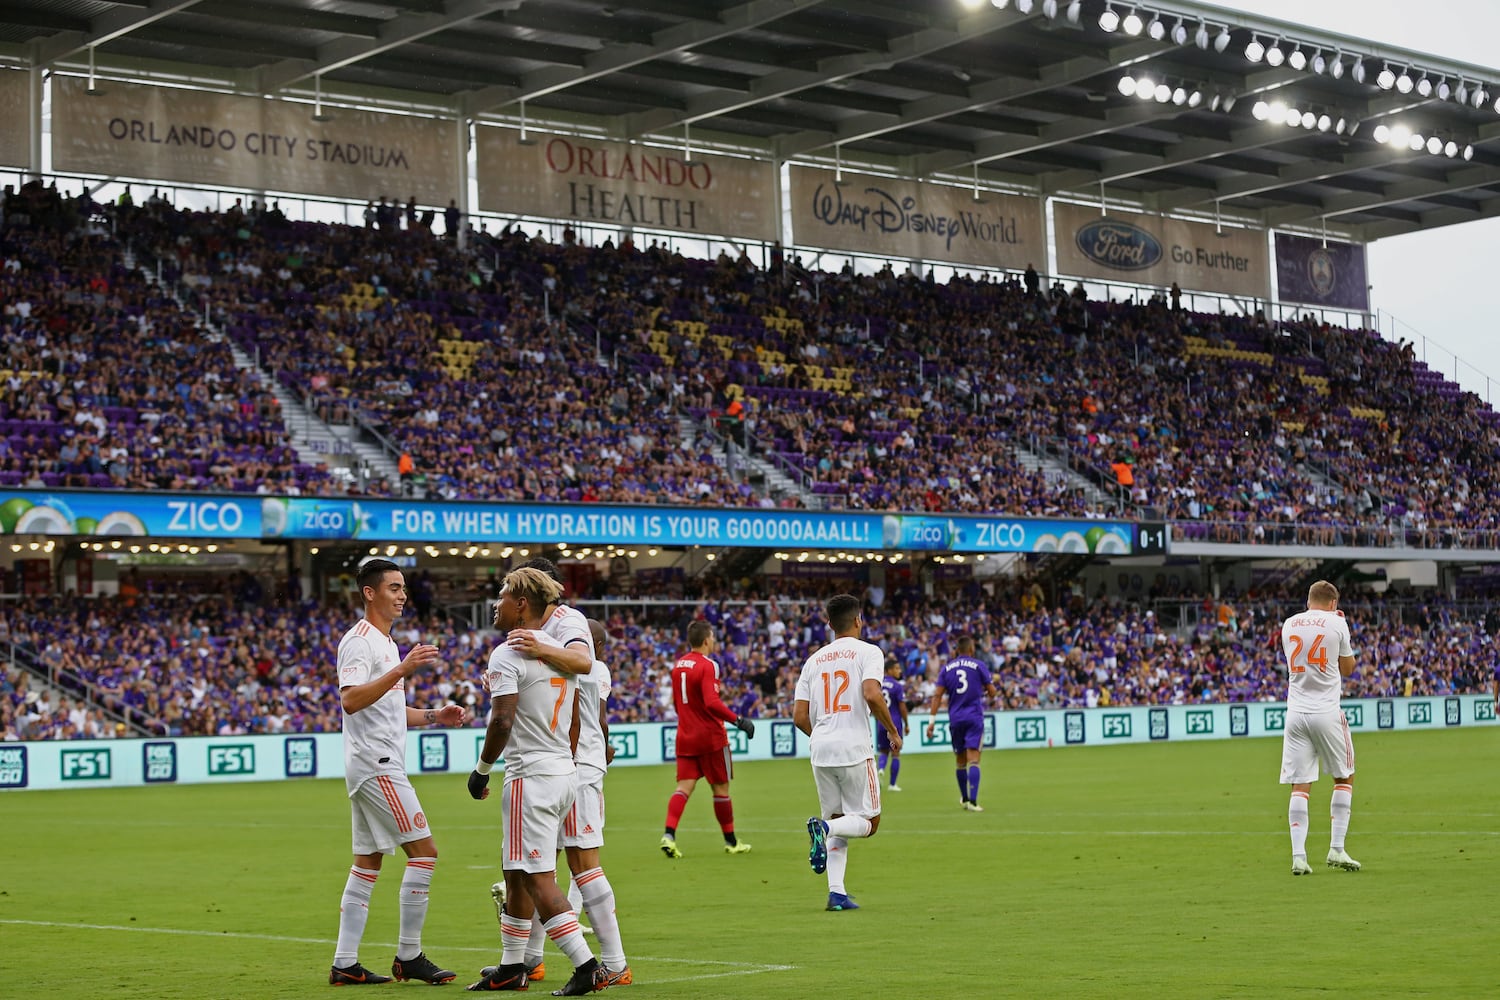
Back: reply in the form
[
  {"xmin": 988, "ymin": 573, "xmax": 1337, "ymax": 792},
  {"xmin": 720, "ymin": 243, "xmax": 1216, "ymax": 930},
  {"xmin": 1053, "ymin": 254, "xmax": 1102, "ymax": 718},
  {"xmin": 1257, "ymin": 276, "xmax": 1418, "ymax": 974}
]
[{"xmin": 6, "ymin": 0, "xmax": 1500, "ymax": 242}]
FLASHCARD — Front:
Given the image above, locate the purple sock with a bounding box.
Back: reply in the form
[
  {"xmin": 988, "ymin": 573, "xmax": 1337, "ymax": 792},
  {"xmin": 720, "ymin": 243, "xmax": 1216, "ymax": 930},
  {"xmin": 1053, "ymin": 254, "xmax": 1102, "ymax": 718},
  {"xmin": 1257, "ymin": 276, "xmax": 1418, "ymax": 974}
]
[
  {"xmin": 877, "ymin": 752, "xmax": 889, "ymax": 772},
  {"xmin": 955, "ymin": 768, "xmax": 968, "ymax": 802},
  {"xmin": 889, "ymin": 758, "xmax": 901, "ymax": 785},
  {"xmin": 968, "ymin": 764, "xmax": 981, "ymax": 803}
]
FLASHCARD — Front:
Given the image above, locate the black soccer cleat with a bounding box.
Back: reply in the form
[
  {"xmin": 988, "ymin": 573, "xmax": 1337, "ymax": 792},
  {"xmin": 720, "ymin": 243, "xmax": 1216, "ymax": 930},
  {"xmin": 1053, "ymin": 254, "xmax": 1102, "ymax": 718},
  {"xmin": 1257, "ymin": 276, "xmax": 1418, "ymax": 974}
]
[
  {"xmin": 330, "ymin": 962, "xmax": 394, "ymax": 985},
  {"xmin": 467, "ymin": 963, "xmax": 531, "ymax": 991},
  {"xmin": 550, "ymin": 958, "xmax": 605, "ymax": 996},
  {"xmin": 393, "ymin": 952, "xmax": 457, "ymax": 985}
]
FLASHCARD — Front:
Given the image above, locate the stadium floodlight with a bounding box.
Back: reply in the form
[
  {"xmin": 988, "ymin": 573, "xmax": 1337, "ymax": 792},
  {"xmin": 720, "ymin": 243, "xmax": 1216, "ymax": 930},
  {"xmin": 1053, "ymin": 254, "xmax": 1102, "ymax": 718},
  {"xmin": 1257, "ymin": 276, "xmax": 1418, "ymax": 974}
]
[
  {"xmin": 1455, "ymin": 80, "xmax": 1469, "ymax": 105},
  {"xmin": 1171, "ymin": 18, "xmax": 1188, "ymax": 45},
  {"xmin": 1265, "ymin": 38, "xmax": 1284, "ymax": 66},
  {"xmin": 1427, "ymin": 136, "xmax": 1443, "ymax": 155},
  {"xmin": 1099, "ymin": 2, "xmax": 1120, "ymax": 31},
  {"xmin": 1436, "ymin": 79, "xmax": 1451, "ymax": 100},
  {"xmin": 1372, "ymin": 123, "xmax": 1390, "ymax": 143},
  {"xmin": 1301, "ymin": 111, "xmax": 1316, "ymax": 129},
  {"xmin": 1474, "ymin": 86, "xmax": 1489, "ymax": 109},
  {"xmin": 1351, "ymin": 59, "xmax": 1366, "ymax": 84},
  {"xmin": 1416, "ymin": 74, "xmax": 1433, "ymax": 97},
  {"xmin": 1388, "ymin": 123, "xmax": 1411, "ymax": 147},
  {"xmin": 1215, "ymin": 25, "xmax": 1231, "ymax": 52},
  {"xmin": 1317, "ymin": 114, "xmax": 1332, "ymax": 132},
  {"xmin": 1408, "ymin": 133, "xmax": 1425, "ymax": 152},
  {"xmin": 1252, "ymin": 99, "xmax": 1270, "ymax": 120},
  {"xmin": 1188, "ymin": 88, "xmax": 1203, "ymax": 108},
  {"xmin": 1209, "ymin": 92, "xmax": 1223, "ymax": 111},
  {"xmin": 1194, "ymin": 22, "xmax": 1210, "ymax": 49},
  {"xmin": 1067, "ymin": 1, "xmax": 1083, "ymax": 23},
  {"xmin": 1147, "ymin": 13, "xmax": 1165, "ymax": 39},
  {"xmin": 1396, "ymin": 68, "xmax": 1414, "ymax": 94},
  {"xmin": 963, "ymin": 0, "xmax": 987, "ymax": 9},
  {"xmin": 1221, "ymin": 93, "xmax": 1236, "ymax": 112},
  {"xmin": 1376, "ymin": 63, "xmax": 1395, "ymax": 90},
  {"xmin": 1172, "ymin": 86, "xmax": 1187, "ymax": 105},
  {"xmin": 1329, "ymin": 53, "xmax": 1345, "ymax": 79},
  {"xmin": 1123, "ymin": 8, "xmax": 1144, "ymax": 35},
  {"xmin": 1042, "ymin": 0, "xmax": 1058, "ymax": 18},
  {"xmin": 1288, "ymin": 46, "xmax": 1307, "ymax": 71},
  {"xmin": 1154, "ymin": 82, "xmax": 1171, "ymax": 102},
  {"xmin": 1445, "ymin": 140, "xmax": 1459, "ymax": 157},
  {"xmin": 1135, "ymin": 73, "xmax": 1155, "ymax": 97},
  {"xmin": 1464, "ymin": 143, "xmax": 1474, "ymax": 160},
  {"xmin": 1335, "ymin": 117, "xmax": 1348, "ymax": 134},
  {"xmin": 1118, "ymin": 75, "xmax": 1137, "ymax": 96},
  {"xmin": 1311, "ymin": 51, "xmax": 1326, "ymax": 75},
  {"xmin": 1244, "ymin": 35, "xmax": 1264, "ymax": 63}
]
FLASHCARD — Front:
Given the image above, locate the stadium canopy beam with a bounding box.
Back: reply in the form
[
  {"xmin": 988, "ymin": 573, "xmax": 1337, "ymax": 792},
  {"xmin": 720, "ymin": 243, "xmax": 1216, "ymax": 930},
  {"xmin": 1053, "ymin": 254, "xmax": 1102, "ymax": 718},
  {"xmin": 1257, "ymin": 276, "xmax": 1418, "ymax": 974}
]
[
  {"xmin": 1041, "ymin": 90, "xmax": 1441, "ymax": 196},
  {"xmin": 255, "ymin": 0, "xmax": 522, "ymax": 96},
  {"xmin": 1362, "ymin": 191, "xmax": 1500, "ymax": 241},
  {"xmin": 626, "ymin": 4, "xmax": 1029, "ymax": 140},
  {"xmin": 30, "ymin": 0, "xmax": 203, "ymax": 67},
  {"xmin": 459, "ymin": 0, "xmax": 829, "ymax": 119},
  {"xmin": 1267, "ymin": 159, "xmax": 1500, "ymax": 228},
  {"xmin": 775, "ymin": 37, "xmax": 1165, "ymax": 160}
]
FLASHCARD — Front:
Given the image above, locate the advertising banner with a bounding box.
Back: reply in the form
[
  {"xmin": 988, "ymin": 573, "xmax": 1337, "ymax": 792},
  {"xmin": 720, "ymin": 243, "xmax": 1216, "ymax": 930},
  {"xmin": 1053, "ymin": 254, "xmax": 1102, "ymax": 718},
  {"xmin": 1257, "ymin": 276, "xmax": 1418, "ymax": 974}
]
[
  {"xmin": 0, "ymin": 490, "xmax": 1138, "ymax": 553},
  {"xmin": 4, "ymin": 696, "xmax": 1492, "ymax": 791},
  {"xmin": 789, "ymin": 165, "xmax": 1044, "ymax": 270},
  {"xmin": 51, "ymin": 76, "xmax": 456, "ymax": 204},
  {"xmin": 475, "ymin": 128, "xmax": 777, "ymax": 241},
  {"xmin": 1053, "ymin": 201, "xmax": 1269, "ymax": 298},
  {"xmin": 1274, "ymin": 232, "xmax": 1369, "ymax": 311},
  {"xmin": 0, "ymin": 69, "xmax": 28, "ymax": 168}
]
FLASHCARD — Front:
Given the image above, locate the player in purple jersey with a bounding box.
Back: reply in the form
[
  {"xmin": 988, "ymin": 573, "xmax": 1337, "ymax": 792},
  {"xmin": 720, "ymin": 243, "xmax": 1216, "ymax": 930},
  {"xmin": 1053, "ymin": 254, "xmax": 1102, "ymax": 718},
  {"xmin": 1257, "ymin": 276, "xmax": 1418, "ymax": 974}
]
[
  {"xmin": 926, "ymin": 635, "xmax": 997, "ymax": 812},
  {"xmin": 876, "ymin": 658, "xmax": 909, "ymax": 792}
]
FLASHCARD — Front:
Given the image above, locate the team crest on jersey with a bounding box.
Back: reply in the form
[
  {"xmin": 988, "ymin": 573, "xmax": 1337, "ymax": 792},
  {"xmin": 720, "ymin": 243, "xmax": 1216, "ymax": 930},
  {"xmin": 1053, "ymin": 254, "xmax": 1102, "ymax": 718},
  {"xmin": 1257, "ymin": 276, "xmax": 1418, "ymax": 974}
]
[{"xmin": 414, "ymin": 811, "xmax": 427, "ymax": 829}]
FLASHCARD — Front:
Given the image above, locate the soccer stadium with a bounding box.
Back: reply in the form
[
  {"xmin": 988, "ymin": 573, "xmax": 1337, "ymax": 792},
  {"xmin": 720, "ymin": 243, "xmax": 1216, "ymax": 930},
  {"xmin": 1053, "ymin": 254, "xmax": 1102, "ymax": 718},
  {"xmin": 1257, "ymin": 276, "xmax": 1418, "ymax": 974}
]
[{"xmin": 1, "ymin": 0, "xmax": 1497, "ymax": 996}]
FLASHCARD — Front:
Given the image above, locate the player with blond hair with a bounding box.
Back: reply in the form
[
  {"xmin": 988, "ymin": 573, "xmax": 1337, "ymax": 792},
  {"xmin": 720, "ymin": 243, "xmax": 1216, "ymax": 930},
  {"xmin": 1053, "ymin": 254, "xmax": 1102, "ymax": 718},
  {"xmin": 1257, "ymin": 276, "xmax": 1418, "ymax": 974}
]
[{"xmin": 1280, "ymin": 580, "xmax": 1361, "ymax": 875}]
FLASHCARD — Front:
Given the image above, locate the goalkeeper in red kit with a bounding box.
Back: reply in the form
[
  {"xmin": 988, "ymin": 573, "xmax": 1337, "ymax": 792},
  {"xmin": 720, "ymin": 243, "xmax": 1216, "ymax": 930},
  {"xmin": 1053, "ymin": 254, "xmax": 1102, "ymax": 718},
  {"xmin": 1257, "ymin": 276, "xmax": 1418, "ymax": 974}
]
[{"xmin": 659, "ymin": 621, "xmax": 756, "ymax": 858}]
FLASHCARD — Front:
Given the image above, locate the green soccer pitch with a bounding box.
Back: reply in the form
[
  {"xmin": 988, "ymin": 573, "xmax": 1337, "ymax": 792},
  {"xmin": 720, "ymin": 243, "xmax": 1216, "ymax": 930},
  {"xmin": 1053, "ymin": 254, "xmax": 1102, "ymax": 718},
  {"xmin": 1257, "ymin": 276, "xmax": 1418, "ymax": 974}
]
[{"xmin": 2, "ymin": 729, "xmax": 1496, "ymax": 999}]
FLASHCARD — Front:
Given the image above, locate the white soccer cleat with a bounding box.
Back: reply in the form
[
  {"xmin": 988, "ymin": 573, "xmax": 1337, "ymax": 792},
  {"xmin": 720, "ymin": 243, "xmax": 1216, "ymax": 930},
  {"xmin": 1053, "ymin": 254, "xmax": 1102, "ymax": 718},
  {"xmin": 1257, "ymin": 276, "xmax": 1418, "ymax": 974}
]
[
  {"xmin": 1291, "ymin": 855, "xmax": 1312, "ymax": 876},
  {"xmin": 1326, "ymin": 849, "xmax": 1361, "ymax": 871},
  {"xmin": 490, "ymin": 881, "xmax": 506, "ymax": 924},
  {"xmin": 888, "ymin": 784, "xmax": 902, "ymax": 792},
  {"xmin": 963, "ymin": 801, "xmax": 985, "ymax": 813}
]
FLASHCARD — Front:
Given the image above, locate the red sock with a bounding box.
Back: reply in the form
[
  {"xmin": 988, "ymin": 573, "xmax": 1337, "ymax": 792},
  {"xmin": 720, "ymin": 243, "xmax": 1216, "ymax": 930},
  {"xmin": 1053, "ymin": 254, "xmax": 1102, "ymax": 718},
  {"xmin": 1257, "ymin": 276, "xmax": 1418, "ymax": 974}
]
[
  {"xmin": 712, "ymin": 795, "xmax": 735, "ymax": 835},
  {"xmin": 664, "ymin": 790, "xmax": 689, "ymax": 834}
]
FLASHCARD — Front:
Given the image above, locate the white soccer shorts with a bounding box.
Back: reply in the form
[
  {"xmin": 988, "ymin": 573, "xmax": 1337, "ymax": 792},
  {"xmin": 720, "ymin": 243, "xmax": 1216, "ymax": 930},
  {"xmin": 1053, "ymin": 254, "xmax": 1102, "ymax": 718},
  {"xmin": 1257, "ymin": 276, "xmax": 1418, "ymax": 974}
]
[
  {"xmin": 1279, "ymin": 709, "xmax": 1356, "ymax": 784},
  {"xmin": 502, "ymin": 773, "xmax": 577, "ymax": 873},
  {"xmin": 560, "ymin": 770, "xmax": 605, "ymax": 851},
  {"xmin": 350, "ymin": 773, "xmax": 431, "ymax": 855},
  {"xmin": 813, "ymin": 758, "xmax": 882, "ymax": 820}
]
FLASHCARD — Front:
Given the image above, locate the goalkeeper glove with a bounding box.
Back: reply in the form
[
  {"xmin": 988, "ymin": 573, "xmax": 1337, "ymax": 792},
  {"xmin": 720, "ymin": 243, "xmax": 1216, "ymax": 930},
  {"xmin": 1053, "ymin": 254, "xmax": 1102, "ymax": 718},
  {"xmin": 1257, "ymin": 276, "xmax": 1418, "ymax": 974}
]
[
  {"xmin": 467, "ymin": 769, "xmax": 490, "ymax": 800},
  {"xmin": 733, "ymin": 717, "xmax": 755, "ymax": 738}
]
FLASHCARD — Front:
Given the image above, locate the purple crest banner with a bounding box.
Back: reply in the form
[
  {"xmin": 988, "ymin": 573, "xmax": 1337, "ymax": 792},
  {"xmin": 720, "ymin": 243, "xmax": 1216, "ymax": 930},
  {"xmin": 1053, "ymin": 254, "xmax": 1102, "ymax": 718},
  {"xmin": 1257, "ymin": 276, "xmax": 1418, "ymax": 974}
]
[{"xmin": 1274, "ymin": 233, "xmax": 1368, "ymax": 311}]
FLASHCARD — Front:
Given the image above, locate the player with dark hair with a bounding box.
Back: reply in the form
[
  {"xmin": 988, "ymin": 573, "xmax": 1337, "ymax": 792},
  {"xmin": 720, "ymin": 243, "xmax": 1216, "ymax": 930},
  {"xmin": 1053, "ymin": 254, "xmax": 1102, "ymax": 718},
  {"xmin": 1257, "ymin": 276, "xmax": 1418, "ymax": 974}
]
[
  {"xmin": 795, "ymin": 594, "xmax": 902, "ymax": 911},
  {"xmin": 659, "ymin": 620, "xmax": 755, "ymax": 858},
  {"xmin": 927, "ymin": 634, "xmax": 997, "ymax": 812},
  {"xmin": 328, "ymin": 558, "xmax": 470, "ymax": 986},
  {"xmin": 877, "ymin": 657, "xmax": 909, "ymax": 791}
]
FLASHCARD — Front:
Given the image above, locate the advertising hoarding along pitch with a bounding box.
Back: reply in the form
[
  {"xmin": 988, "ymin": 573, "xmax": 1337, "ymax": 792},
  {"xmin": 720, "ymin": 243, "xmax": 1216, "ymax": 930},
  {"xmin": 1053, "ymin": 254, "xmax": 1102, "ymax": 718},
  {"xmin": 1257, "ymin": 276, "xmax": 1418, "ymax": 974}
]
[
  {"xmin": 1274, "ymin": 232, "xmax": 1369, "ymax": 312},
  {"xmin": 0, "ymin": 491, "xmax": 1136, "ymax": 553},
  {"xmin": 51, "ymin": 77, "xmax": 457, "ymax": 205},
  {"xmin": 1053, "ymin": 202, "xmax": 1270, "ymax": 298},
  {"xmin": 789, "ymin": 165, "xmax": 1044, "ymax": 271},
  {"xmin": 475, "ymin": 127, "xmax": 777, "ymax": 241}
]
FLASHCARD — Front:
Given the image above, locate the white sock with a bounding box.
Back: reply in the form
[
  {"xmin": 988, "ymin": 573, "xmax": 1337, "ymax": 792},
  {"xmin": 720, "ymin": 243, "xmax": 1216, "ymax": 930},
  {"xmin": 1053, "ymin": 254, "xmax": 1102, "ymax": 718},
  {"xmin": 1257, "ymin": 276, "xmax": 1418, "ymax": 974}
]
[
  {"xmin": 1330, "ymin": 783, "xmax": 1353, "ymax": 851},
  {"xmin": 826, "ymin": 836, "xmax": 850, "ymax": 895},
  {"xmin": 567, "ymin": 877, "xmax": 583, "ymax": 917},
  {"xmin": 333, "ymin": 866, "xmax": 379, "ymax": 968},
  {"xmin": 576, "ymin": 868, "xmax": 625, "ymax": 968},
  {"xmin": 396, "ymin": 858, "xmax": 435, "ymax": 961},
  {"xmin": 524, "ymin": 913, "xmax": 545, "ymax": 966},
  {"xmin": 1288, "ymin": 792, "xmax": 1309, "ymax": 857},
  {"xmin": 828, "ymin": 815, "xmax": 873, "ymax": 839},
  {"xmin": 544, "ymin": 911, "xmax": 595, "ymax": 967},
  {"xmin": 500, "ymin": 911, "xmax": 532, "ymax": 966}
]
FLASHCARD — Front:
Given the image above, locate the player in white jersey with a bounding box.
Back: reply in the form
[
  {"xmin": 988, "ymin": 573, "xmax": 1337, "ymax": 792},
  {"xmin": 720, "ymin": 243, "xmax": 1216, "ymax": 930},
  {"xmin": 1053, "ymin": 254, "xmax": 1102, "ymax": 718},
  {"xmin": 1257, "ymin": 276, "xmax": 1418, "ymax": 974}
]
[
  {"xmin": 1279, "ymin": 580, "xmax": 1361, "ymax": 875},
  {"xmin": 466, "ymin": 567, "xmax": 603, "ymax": 996},
  {"xmin": 793, "ymin": 594, "xmax": 903, "ymax": 912},
  {"xmin": 329, "ymin": 558, "xmax": 471, "ymax": 987}
]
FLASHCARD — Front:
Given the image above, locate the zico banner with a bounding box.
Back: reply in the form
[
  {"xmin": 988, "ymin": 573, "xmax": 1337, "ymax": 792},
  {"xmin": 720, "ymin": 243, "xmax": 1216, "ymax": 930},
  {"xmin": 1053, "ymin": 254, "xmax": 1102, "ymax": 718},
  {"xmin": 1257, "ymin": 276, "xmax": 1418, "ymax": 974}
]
[
  {"xmin": 474, "ymin": 128, "xmax": 777, "ymax": 241},
  {"xmin": 4, "ymin": 696, "xmax": 1493, "ymax": 791},
  {"xmin": 1053, "ymin": 202, "xmax": 1269, "ymax": 298},
  {"xmin": 51, "ymin": 76, "xmax": 457, "ymax": 205},
  {"xmin": 1274, "ymin": 232, "xmax": 1369, "ymax": 312},
  {"xmin": 0, "ymin": 69, "xmax": 28, "ymax": 168},
  {"xmin": 0, "ymin": 491, "xmax": 258, "ymax": 537},
  {"xmin": 789, "ymin": 166, "xmax": 1043, "ymax": 271}
]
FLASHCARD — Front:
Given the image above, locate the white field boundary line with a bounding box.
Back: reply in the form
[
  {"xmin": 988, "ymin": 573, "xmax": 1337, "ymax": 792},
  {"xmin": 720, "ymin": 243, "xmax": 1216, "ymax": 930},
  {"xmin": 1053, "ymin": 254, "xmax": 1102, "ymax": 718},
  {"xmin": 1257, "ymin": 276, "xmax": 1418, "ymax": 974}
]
[{"xmin": 0, "ymin": 920, "xmax": 795, "ymax": 983}]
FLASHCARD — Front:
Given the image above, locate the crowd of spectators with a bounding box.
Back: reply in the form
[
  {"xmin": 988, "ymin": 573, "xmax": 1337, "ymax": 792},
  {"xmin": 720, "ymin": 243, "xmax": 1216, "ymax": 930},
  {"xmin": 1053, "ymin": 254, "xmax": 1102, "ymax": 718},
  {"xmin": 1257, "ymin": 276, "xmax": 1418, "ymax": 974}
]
[{"xmin": 4, "ymin": 576, "xmax": 1495, "ymax": 742}]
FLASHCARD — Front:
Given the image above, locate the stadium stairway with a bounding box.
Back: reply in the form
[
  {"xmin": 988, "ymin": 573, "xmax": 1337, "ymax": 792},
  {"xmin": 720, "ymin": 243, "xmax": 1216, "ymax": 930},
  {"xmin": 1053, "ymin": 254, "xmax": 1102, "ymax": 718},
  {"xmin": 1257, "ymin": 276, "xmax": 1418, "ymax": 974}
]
[
  {"xmin": 1014, "ymin": 441, "xmax": 1124, "ymax": 515},
  {"xmin": 676, "ymin": 415, "xmax": 816, "ymax": 507}
]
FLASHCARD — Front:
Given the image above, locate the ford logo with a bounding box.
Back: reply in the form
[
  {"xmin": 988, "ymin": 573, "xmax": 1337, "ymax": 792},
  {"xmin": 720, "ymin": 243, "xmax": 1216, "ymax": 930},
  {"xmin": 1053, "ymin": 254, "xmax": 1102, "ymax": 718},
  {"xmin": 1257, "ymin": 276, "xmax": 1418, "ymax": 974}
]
[{"xmin": 1075, "ymin": 219, "xmax": 1162, "ymax": 271}]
